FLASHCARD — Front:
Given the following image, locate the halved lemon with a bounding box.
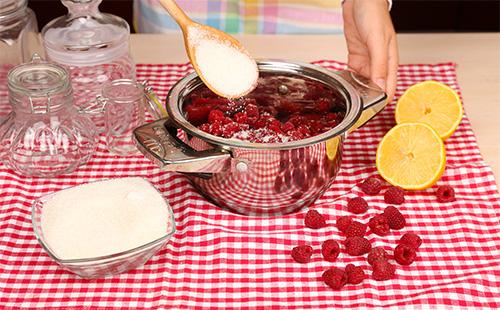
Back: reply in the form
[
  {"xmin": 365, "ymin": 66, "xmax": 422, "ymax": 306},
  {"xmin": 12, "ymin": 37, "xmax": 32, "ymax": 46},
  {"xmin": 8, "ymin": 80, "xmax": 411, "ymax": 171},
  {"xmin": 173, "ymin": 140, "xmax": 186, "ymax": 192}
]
[
  {"xmin": 376, "ymin": 122, "xmax": 446, "ymax": 190},
  {"xmin": 395, "ymin": 81, "xmax": 463, "ymax": 140}
]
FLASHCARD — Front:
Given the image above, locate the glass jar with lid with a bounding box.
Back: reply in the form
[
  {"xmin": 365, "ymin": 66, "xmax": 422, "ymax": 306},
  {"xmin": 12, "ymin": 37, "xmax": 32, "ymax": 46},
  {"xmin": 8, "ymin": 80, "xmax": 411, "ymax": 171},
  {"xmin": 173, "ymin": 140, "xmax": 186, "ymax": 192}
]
[
  {"xmin": 0, "ymin": 0, "xmax": 41, "ymax": 120},
  {"xmin": 41, "ymin": 0, "xmax": 135, "ymax": 131},
  {"xmin": 0, "ymin": 54, "xmax": 98, "ymax": 177}
]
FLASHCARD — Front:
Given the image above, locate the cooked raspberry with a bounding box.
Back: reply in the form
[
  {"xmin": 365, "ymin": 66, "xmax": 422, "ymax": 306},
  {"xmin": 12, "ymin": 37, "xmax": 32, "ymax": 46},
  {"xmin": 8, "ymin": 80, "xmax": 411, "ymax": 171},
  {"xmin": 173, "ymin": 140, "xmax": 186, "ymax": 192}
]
[
  {"xmin": 359, "ymin": 177, "xmax": 382, "ymax": 195},
  {"xmin": 345, "ymin": 220, "xmax": 367, "ymax": 237},
  {"xmin": 336, "ymin": 216, "xmax": 353, "ymax": 233},
  {"xmin": 383, "ymin": 206, "xmax": 406, "ymax": 230},
  {"xmin": 347, "ymin": 197, "xmax": 369, "ymax": 214},
  {"xmin": 384, "ymin": 186, "xmax": 405, "ymax": 205},
  {"xmin": 208, "ymin": 109, "xmax": 225, "ymax": 123},
  {"xmin": 291, "ymin": 245, "xmax": 313, "ymax": 263},
  {"xmin": 394, "ymin": 243, "xmax": 417, "ymax": 265},
  {"xmin": 345, "ymin": 264, "xmax": 366, "ymax": 285},
  {"xmin": 368, "ymin": 214, "xmax": 390, "ymax": 236},
  {"xmin": 400, "ymin": 233, "xmax": 422, "ymax": 250},
  {"xmin": 322, "ymin": 267, "xmax": 348, "ymax": 290},
  {"xmin": 321, "ymin": 239, "xmax": 340, "ymax": 262},
  {"xmin": 372, "ymin": 259, "xmax": 396, "ymax": 281},
  {"xmin": 344, "ymin": 236, "xmax": 371, "ymax": 256},
  {"xmin": 367, "ymin": 247, "xmax": 389, "ymax": 265},
  {"xmin": 436, "ymin": 185, "xmax": 456, "ymax": 203},
  {"xmin": 304, "ymin": 209, "xmax": 327, "ymax": 229}
]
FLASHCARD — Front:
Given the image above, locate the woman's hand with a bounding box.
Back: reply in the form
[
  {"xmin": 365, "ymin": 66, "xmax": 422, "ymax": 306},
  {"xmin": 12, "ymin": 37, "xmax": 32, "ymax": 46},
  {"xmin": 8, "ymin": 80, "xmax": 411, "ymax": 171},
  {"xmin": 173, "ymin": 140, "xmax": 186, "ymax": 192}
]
[{"xmin": 343, "ymin": 0, "xmax": 398, "ymax": 101}]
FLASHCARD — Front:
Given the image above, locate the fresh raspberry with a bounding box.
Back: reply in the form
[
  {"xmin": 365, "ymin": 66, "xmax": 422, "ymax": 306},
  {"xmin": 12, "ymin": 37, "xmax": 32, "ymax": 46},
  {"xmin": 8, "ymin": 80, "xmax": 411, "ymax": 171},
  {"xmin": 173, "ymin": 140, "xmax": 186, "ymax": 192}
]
[
  {"xmin": 372, "ymin": 259, "xmax": 396, "ymax": 281},
  {"xmin": 359, "ymin": 176, "xmax": 382, "ymax": 195},
  {"xmin": 345, "ymin": 264, "xmax": 366, "ymax": 285},
  {"xmin": 347, "ymin": 197, "xmax": 369, "ymax": 214},
  {"xmin": 291, "ymin": 245, "xmax": 313, "ymax": 263},
  {"xmin": 344, "ymin": 236, "xmax": 371, "ymax": 256},
  {"xmin": 321, "ymin": 239, "xmax": 340, "ymax": 262},
  {"xmin": 208, "ymin": 109, "xmax": 225, "ymax": 123},
  {"xmin": 368, "ymin": 214, "xmax": 390, "ymax": 236},
  {"xmin": 367, "ymin": 247, "xmax": 389, "ymax": 265},
  {"xmin": 436, "ymin": 185, "xmax": 456, "ymax": 203},
  {"xmin": 304, "ymin": 209, "xmax": 327, "ymax": 229},
  {"xmin": 322, "ymin": 267, "xmax": 348, "ymax": 290},
  {"xmin": 345, "ymin": 220, "xmax": 367, "ymax": 238},
  {"xmin": 400, "ymin": 233, "xmax": 422, "ymax": 250},
  {"xmin": 383, "ymin": 206, "xmax": 406, "ymax": 230},
  {"xmin": 394, "ymin": 243, "xmax": 417, "ymax": 265},
  {"xmin": 384, "ymin": 186, "xmax": 405, "ymax": 205},
  {"xmin": 336, "ymin": 216, "xmax": 353, "ymax": 233}
]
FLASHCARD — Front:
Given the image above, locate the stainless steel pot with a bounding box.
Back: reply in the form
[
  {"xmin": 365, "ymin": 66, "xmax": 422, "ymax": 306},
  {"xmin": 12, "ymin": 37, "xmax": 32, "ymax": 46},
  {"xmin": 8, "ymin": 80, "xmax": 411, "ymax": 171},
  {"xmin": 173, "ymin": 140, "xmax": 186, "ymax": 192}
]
[{"xmin": 134, "ymin": 60, "xmax": 386, "ymax": 216}]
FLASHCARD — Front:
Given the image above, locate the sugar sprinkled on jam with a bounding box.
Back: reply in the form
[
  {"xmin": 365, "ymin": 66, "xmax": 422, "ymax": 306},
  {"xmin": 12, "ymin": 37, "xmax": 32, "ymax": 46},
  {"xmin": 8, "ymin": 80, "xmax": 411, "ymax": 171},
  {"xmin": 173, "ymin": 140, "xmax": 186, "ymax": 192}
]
[{"xmin": 183, "ymin": 74, "xmax": 347, "ymax": 143}]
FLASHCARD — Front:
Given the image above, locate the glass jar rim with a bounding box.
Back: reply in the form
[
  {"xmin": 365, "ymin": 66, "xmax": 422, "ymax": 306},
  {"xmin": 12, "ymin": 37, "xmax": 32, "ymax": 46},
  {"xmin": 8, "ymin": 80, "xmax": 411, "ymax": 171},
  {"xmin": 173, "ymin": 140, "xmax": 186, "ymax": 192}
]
[
  {"xmin": 0, "ymin": 0, "xmax": 27, "ymax": 17},
  {"xmin": 7, "ymin": 60, "xmax": 71, "ymax": 99},
  {"xmin": 101, "ymin": 79, "xmax": 144, "ymax": 103}
]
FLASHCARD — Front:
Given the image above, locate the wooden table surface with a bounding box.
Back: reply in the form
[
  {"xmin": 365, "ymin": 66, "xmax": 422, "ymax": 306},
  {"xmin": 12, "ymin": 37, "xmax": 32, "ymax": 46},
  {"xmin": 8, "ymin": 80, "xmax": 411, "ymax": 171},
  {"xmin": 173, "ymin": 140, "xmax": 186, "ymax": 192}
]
[{"xmin": 130, "ymin": 33, "xmax": 500, "ymax": 186}]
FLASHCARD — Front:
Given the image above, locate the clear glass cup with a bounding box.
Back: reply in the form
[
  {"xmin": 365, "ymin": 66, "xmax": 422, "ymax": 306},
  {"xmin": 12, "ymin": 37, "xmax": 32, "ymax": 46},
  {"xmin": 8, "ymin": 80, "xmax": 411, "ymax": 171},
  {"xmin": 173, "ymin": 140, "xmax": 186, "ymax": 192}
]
[
  {"xmin": 0, "ymin": 0, "xmax": 41, "ymax": 120},
  {"xmin": 0, "ymin": 54, "xmax": 98, "ymax": 177},
  {"xmin": 41, "ymin": 0, "xmax": 135, "ymax": 131},
  {"xmin": 102, "ymin": 79, "xmax": 150, "ymax": 156}
]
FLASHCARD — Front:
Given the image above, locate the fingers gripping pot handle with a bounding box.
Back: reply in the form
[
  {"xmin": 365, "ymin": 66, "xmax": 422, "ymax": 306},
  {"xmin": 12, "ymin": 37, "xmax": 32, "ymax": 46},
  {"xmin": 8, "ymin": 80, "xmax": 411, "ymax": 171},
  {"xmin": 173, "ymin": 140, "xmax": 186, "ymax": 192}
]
[
  {"xmin": 336, "ymin": 70, "xmax": 387, "ymax": 133},
  {"xmin": 133, "ymin": 118, "xmax": 232, "ymax": 173}
]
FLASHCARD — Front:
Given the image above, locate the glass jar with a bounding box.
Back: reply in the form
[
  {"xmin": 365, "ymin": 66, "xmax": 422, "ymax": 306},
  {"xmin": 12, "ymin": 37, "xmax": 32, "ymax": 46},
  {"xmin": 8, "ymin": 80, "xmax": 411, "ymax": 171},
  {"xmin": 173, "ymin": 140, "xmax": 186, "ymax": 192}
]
[
  {"xmin": 41, "ymin": 0, "xmax": 135, "ymax": 131},
  {"xmin": 0, "ymin": 55, "xmax": 98, "ymax": 177},
  {"xmin": 0, "ymin": 0, "xmax": 41, "ymax": 120}
]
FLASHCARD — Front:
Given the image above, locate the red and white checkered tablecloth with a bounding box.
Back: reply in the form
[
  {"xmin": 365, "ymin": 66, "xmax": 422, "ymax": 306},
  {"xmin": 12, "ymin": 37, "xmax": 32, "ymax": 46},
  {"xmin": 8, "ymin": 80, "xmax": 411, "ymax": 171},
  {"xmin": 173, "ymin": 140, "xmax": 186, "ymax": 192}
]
[{"xmin": 0, "ymin": 61, "xmax": 499, "ymax": 309}]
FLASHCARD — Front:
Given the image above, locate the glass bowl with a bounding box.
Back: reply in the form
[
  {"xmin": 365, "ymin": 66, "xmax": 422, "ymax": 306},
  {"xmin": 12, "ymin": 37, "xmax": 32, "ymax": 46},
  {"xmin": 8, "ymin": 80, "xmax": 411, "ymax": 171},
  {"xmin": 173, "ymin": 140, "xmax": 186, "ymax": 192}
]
[{"xmin": 31, "ymin": 180, "xmax": 176, "ymax": 279}]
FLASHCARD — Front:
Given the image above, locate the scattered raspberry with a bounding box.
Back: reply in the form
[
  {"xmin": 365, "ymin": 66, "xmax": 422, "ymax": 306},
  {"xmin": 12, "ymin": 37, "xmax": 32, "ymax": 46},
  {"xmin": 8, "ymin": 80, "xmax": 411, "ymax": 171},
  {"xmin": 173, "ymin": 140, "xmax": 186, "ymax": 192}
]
[
  {"xmin": 208, "ymin": 109, "xmax": 225, "ymax": 123},
  {"xmin": 368, "ymin": 214, "xmax": 390, "ymax": 236},
  {"xmin": 383, "ymin": 206, "xmax": 406, "ymax": 230},
  {"xmin": 345, "ymin": 264, "xmax": 366, "ymax": 285},
  {"xmin": 344, "ymin": 236, "xmax": 371, "ymax": 256},
  {"xmin": 394, "ymin": 243, "xmax": 417, "ymax": 265},
  {"xmin": 367, "ymin": 247, "xmax": 389, "ymax": 265},
  {"xmin": 359, "ymin": 176, "xmax": 382, "ymax": 195},
  {"xmin": 345, "ymin": 220, "xmax": 367, "ymax": 238},
  {"xmin": 304, "ymin": 209, "xmax": 327, "ymax": 229},
  {"xmin": 321, "ymin": 239, "xmax": 340, "ymax": 262},
  {"xmin": 400, "ymin": 233, "xmax": 422, "ymax": 250},
  {"xmin": 384, "ymin": 186, "xmax": 405, "ymax": 205},
  {"xmin": 347, "ymin": 197, "xmax": 369, "ymax": 214},
  {"xmin": 291, "ymin": 245, "xmax": 313, "ymax": 263},
  {"xmin": 322, "ymin": 267, "xmax": 348, "ymax": 290},
  {"xmin": 436, "ymin": 185, "xmax": 456, "ymax": 203},
  {"xmin": 336, "ymin": 216, "xmax": 353, "ymax": 233},
  {"xmin": 372, "ymin": 259, "xmax": 396, "ymax": 281}
]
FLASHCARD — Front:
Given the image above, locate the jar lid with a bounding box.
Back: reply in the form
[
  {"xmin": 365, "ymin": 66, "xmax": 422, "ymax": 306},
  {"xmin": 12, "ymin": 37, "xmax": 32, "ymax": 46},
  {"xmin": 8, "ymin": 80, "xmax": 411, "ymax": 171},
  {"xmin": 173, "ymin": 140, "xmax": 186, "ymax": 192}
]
[
  {"xmin": 42, "ymin": 14, "xmax": 130, "ymax": 66},
  {"xmin": 8, "ymin": 54, "xmax": 70, "ymax": 98}
]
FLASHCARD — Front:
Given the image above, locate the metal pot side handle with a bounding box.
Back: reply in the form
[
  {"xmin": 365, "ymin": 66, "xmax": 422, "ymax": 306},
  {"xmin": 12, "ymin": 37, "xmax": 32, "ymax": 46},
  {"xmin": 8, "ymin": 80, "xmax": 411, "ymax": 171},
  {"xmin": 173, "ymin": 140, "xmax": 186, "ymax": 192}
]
[
  {"xmin": 336, "ymin": 70, "xmax": 388, "ymax": 133},
  {"xmin": 133, "ymin": 118, "xmax": 232, "ymax": 173}
]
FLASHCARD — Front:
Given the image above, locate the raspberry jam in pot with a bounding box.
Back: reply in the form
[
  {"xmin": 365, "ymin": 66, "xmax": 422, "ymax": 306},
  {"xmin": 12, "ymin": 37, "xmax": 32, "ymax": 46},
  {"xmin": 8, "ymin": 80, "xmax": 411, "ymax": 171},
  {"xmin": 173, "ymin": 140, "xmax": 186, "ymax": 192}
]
[{"xmin": 182, "ymin": 74, "xmax": 347, "ymax": 143}]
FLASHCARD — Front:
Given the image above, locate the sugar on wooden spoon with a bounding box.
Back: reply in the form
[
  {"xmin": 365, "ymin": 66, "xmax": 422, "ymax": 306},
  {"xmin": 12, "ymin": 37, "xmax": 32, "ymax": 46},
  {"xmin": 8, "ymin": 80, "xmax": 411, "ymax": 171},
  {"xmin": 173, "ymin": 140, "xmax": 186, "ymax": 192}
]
[{"xmin": 159, "ymin": 0, "xmax": 259, "ymax": 99}]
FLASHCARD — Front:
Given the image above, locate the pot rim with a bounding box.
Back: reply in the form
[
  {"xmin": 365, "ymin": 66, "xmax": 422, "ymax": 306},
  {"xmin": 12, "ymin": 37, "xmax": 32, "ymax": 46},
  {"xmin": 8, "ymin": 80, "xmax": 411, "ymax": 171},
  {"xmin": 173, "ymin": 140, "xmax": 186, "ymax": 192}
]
[{"xmin": 165, "ymin": 59, "xmax": 362, "ymax": 150}]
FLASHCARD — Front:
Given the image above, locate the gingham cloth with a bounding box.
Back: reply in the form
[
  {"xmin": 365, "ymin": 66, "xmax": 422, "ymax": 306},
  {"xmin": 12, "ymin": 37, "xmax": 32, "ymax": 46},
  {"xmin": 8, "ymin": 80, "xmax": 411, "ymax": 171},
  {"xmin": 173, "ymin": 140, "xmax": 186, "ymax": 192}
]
[{"xmin": 0, "ymin": 61, "xmax": 499, "ymax": 309}]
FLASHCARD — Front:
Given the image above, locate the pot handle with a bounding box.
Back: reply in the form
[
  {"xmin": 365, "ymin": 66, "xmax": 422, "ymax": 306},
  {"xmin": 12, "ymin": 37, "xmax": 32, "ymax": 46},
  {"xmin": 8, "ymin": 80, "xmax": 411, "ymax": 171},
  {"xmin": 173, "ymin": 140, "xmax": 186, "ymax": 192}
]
[
  {"xmin": 336, "ymin": 70, "xmax": 388, "ymax": 132},
  {"xmin": 133, "ymin": 118, "xmax": 232, "ymax": 173}
]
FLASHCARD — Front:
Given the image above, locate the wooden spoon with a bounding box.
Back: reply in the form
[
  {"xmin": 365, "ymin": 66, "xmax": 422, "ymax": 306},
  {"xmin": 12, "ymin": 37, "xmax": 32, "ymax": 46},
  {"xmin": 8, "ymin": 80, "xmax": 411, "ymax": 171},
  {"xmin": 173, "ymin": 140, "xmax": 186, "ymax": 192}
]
[{"xmin": 159, "ymin": 0, "xmax": 258, "ymax": 99}]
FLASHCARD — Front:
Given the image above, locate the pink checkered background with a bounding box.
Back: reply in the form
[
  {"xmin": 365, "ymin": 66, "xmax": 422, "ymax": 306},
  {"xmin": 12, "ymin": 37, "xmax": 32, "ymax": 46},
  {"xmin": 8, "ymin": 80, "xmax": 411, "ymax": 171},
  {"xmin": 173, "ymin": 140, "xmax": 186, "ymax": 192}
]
[{"xmin": 0, "ymin": 61, "xmax": 499, "ymax": 309}]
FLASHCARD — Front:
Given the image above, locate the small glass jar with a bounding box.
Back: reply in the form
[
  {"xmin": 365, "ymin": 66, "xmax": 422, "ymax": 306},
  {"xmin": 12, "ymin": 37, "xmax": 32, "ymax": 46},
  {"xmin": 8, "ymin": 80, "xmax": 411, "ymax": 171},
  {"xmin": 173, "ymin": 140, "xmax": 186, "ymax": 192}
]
[
  {"xmin": 41, "ymin": 0, "xmax": 135, "ymax": 131},
  {"xmin": 0, "ymin": 0, "xmax": 41, "ymax": 119},
  {"xmin": 0, "ymin": 55, "xmax": 98, "ymax": 177}
]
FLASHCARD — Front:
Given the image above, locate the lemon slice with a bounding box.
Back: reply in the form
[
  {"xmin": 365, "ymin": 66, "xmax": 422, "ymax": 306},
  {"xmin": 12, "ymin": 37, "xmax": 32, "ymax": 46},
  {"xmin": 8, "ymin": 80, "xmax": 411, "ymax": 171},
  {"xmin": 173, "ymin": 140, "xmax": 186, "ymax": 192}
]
[
  {"xmin": 395, "ymin": 81, "xmax": 463, "ymax": 140},
  {"xmin": 376, "ymin": 123, "xmax": 446, "ymax": 190},
  {"xmin": 325, "ymin": 136, "xmax": 341, "ymax": 160}
]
